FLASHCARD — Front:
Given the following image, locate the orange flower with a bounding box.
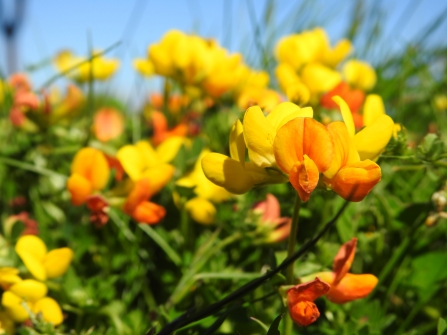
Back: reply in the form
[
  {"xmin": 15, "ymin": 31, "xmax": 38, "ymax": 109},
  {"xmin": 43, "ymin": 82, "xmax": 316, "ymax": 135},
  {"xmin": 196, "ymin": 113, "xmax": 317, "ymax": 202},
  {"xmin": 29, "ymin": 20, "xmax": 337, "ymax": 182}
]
[
  {"xmin": 93, "ymin": 108, "xmax": 124, "ymax": 142},
  {"xmin": 252, "ymin": 194, "xmax": 291, "ymax": 243},
  {"xmin": 320, "ymin": 81, "xmax": 365, "ymax": 116},
  {"xmin": 123, "ymin": 178, "xmax": 166, "ymax": 224},
  {"xmin": 150, "ymin": 111, "xmax": 188, "ymax": 146},
  {"xmin": 67, "ymin": 148, "xmax": 110, "ymax": 205},
  {"xmin": 273, "ymin": 117, "xmax": 334, "ymax": 201},
  {"xmin": 301, "ymin": 238, "xmax": 378, "ymax": 304},
  {"xmin": 287, "ymin": 277, "xmax": 330, "ymax": 326},
  {"xmin": 150, "ymin": 93, "xmax": 188, "ymax": 114}
]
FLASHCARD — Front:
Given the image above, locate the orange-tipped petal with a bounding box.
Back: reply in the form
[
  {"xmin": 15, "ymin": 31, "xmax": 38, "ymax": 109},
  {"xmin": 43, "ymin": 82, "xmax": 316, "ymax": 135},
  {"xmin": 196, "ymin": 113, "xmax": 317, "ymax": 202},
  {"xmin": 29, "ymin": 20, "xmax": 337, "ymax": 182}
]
[
  {"xmin": 132, "ymin": 201, "xmax": 166, "ymax": 224},
  {"xmin": 70, "ymin": 148, "xmax": 110, "ymax": 191},
  {"xmin": 324, "ymin": 122, "xmax": 360, "ymax": 179},
  {"xmin": 326, "ymin": 273, "xmax": 378, "ymax": 304},
  {"xmin": 287, "ymin": 277, "xmax": 331, "ymax": 305},
  {"xmin": 261, "ymin": 193, "xmax": 280, "ymax": 222},
  {"xmin": 67, "ymin": 174, "xmax": 92, "ymax": 206},
  {"xmin": 265, "ymin": 217, "xmax": 291, "ymax": 243},
  {"xmin": 123, "ymin": 178, "xmax": 152, "ymax": 214},
  {"xmin": 289, "ymin": 155, "xmax": 319, "ymax": 202},
  {"xmin": 142, "ymin": 164, "xmax": 175, "ymax": 194},
  {"xmin": 333, "ymin": 238, "xmax": 357, "ymax": 284},
  {"xmin": 328, "ymin": 160, "xmax": 381, "ymax": 202}
]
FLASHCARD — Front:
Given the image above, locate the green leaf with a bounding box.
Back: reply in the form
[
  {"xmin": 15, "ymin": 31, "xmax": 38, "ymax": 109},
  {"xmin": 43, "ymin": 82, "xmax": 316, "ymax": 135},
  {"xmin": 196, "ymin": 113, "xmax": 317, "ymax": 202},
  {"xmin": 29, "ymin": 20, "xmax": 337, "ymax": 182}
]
[
  {"xmin": 266, "ymin": 314, "xmax": 283, "ymax": 335},
  {"xmin": 438, "ymin": 318, "xmax": 447, "ymax": 335}
]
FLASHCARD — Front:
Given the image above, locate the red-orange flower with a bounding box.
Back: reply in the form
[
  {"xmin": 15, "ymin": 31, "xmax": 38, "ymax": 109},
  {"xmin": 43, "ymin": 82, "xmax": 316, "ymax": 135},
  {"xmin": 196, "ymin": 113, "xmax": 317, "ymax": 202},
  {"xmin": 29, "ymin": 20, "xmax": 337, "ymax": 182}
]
[
  {"xmin": 320, "ymin": 81, "xmax": 365, "ymax": 115},
  {"xmin": 93, "ymin": 108, "xmax": 124, "ymax": 142},
  {"xmin": 287, "ymin": 277, "xmax": 330, "ymax": 326},
  {"xmin": 301, "ymin": 238, "xmax": 378, "ymax": 304},
  {"xmin": 273, "ymin": 117, "xmax": 334, "ymax": 201},
  {"xmin": 123, "ymin": 178, "xmax": 166, "ymax": 225},
  {"xmin": 150, "ymin": 111, "xmax": 188, "ymax": 146}
]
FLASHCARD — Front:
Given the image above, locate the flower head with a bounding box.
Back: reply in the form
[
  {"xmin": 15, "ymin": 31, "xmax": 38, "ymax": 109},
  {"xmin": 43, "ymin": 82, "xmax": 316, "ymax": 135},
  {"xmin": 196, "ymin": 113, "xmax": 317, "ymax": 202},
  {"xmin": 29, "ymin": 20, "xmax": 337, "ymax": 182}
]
[
  {"xmin": 287, "ymin": 277, "xmax": 330, "ymax": 326},
  {"xmin": 93, "ymin": 107, "xmax": 124, "ymax": 142}
]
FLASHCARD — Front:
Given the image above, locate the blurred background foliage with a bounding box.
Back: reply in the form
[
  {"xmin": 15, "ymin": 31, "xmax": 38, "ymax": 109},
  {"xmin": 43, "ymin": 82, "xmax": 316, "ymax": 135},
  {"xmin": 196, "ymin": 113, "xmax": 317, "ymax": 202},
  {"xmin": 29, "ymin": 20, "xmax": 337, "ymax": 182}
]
[{"xmin": 1, "ymin": 0, "xmax": 447, "ymax": 335}]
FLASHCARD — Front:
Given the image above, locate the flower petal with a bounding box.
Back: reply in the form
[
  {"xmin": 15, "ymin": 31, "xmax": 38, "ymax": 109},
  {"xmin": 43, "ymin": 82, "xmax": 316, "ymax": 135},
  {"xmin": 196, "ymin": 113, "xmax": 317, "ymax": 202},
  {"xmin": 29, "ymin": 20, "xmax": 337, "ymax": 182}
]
[
  {"xmin": 332, "ymin": 238, "xmax": 357, "ymax": 284},
  {"xmin": 117, "ymin": 145, "xmax": 145, "ymax": 181},
  {"xmin": 15, "ymin": 236, "xmax": 48, "ymax": 281},
  {"xmin": 354, "ymin": 114, "xmax": 394, "ymax": 161},
  {"xmin": 289, "ymin": 155, "xmax": 320, "ymax": 202},
  {"xmin": 243, "ymin": 105, "xmax": 276, "ymax": 167},
  {"xmin": 287, "ymin": 277, "xmax": 331, "ymax": 305},
  {"xmin": 123, "ymin": 178, "xmax": 152, "ymax": 215},
  {"xmin": 142, "ymin": 164, "xmax": 175, "ymax": 194},
  {"xmin": 201, "ymin": 153, "xmax": 255, "ymax": 194},
  {"xmin": 326, "ymin": 273, "xmax": 378, "ymax": 304},
  {"xmin": 185, "ymin": 197, "xmax": 216, "ymax": 225},
  {"xmin": 289, "ymin": 301, "xmax": 320, "ymax": 327},
  {"xmin": 71, "ymin": 148, "xmax": 109, "ymax": 191},
  {"xmin": 332, "ymin": 95, "xmax": 355, "ymax": 137},
  {"xmin": 328, "ymin": 160, "xmax": 382, "ymax": 202},
  {"xmin": 32, "ymin": 297, "xmax": 64, "ymax": 325},
  {"xmin": 9, "ymin": 279, "xmax": 48, "ymax": 301},
  {"xmin": 67, "ymin": 173, "xmax": 92, "ymax": 206},
  {"xmin": 43, "ymin": 248, "xmax": 74, "ymax": 279},
  {"xmin": 324, "ymin": 122, "xmax": 360, "ymax": 179},
  {"xmin": 363, "ymin": 94, "xmax": 385, "ymax": 127},
  {"xmin": 132, "ymin": 201, "xmax": 166, "ymax": 224},
  {"xmin": 266, "ymin": 102, "xmax": 313, "ymax": 131},
  {"xmin": 229, "ymin": 119, "xmax": 246, "ymax": 165},
  {"xmin": 2, "ymin": 291, "xmax": 30, "ymax": 322}
]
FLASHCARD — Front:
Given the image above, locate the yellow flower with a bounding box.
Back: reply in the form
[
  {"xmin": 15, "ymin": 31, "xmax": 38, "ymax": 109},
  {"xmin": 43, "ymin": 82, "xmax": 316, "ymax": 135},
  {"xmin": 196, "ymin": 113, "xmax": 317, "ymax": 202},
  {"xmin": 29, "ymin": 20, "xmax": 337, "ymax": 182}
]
[
  {"xmin": 202, "ymin": 102, "xmax": 311, "ymax": 194},
  {"xmin": 15, "ymin": 235, "xmax": 73, "ymax": 281},
  {"xmin": 133, "ymin": 58, "xmax": 155, "ymax": 77},
  {"xmin": 343, "ymin": 60, "xmax": 377, "ymax": 91},
  {"xmin": 434, "ymin": 94, "xmax": 447, "ymax": 112},
  {"xmin": 116, "ymin": 140, "xmax": 176, "ymax": 194},
  {"xmin": 2, "ymin": 280, "xmax": 63, "ymax": 325},
  {"xmin": 332, "ymin": 95, "xmax": 394, "ymax": 162},
  {"xmin": 54, "ymin": 50, "xmax": 120, "ymax": 82},
  {"xmin": 177, "ymin": 150, "xmax": 231, "ymax": 225}
]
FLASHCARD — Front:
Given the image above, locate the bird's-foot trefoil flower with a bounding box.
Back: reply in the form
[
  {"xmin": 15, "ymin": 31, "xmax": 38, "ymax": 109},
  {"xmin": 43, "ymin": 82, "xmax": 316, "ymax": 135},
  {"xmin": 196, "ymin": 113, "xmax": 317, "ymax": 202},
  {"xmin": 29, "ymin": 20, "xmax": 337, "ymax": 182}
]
[
  {"xmin": 286, "ymin": 277, "xmax": 330, "ymax": 327},
  {"xmin": 273, "ymin": 117, "xmax": 334, "ymax": 201},
  {"xmin": 67, "ymin": 147, "xmax": 110, "ymax": 205},
  {"xmin": 300, "ymin": 238, "xmax": 378, "ymax": 304},
  {"xmin": 15, "ymin": 235, "xmax": 73, "ymax": 281}
]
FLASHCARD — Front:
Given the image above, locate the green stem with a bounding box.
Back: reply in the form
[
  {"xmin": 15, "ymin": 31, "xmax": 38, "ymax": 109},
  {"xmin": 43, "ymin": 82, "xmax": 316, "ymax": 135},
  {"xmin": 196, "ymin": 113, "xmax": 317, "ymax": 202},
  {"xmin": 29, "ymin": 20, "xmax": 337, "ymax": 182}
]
[
  {"xmin": 180, "ymin": 204, "xmax": 191, "ymax": 249},
  {"xmin": 286, "ymin": 194, "xmax": 301, "ymax": 284},
  {"xmin": 284, "ymin": 194, "xmax": 301, "ymax": 335}
]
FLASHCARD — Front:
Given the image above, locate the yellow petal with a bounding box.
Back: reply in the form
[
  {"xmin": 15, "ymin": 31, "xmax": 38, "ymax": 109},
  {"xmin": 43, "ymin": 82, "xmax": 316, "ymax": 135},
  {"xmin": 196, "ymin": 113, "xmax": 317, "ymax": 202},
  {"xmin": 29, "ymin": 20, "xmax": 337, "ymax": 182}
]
[
  {"xmin": 33, "ymin": 297, "xmax": 64, "ymax": 325},
  {"xmin": 15, "ymin": 236, "xmax": 48, "ymax": 281},
  {"xmin": 201, "ymin": 153, "xmax": 255, "ymax": 194},
  {"xmin": 243, "ymin": 106, "xmax": 276, "ymax": 168},
  {"xmin": 43, "ymin": 248, "xmax": 74, "ymax": 279},
  {"xmin": 229, "ymin": 119, "xmax": 246, "ymax": 165},
  {"xmin": 117, "ymin": 145, "xmax": 145, "ymax": 180},
  {"xmin": 266, "ymin": 102, "xmax": 313, "ymax": 131},
  {"xmin": 141, "ymin": 164, "xmax": 175, "ymax": 194},
  {"xmin": 354, "ymin": 115, "xmax": 394, "ymax": 161},
  {"xmin": 185, "ymin": 197, "xmax": 216, "ymax": 225},
  {"xmin": 2, "ymin": 291, "xmax": 30, "ymax": 322},
  {"xmin": 133, "ymin": 58, "xmax": 154, "ymax": 77},
  {"xmin": 301, "ymin": 63, "xmax": 341, "ymax": 95},
  {"xmin": 332, "ymin": 96, "xmax": 355, "ymax": 137},
  {"xmin": 155, "ymin": 136, "xmax": 188, "ymax": 163},
  {"xmin": 9, "ymin": 279, "xmax": 47, "ymax": 301},
  {"xmin": 71, "ymin": 148, "xmax": 110, "ymax": 191},
  {"xmin": 135, "ymin": 141, "xmax": 160, "ymax": 168},
  {"xmin": 363, "ymin": 94, "xmax": 385, "ymax": 127}
]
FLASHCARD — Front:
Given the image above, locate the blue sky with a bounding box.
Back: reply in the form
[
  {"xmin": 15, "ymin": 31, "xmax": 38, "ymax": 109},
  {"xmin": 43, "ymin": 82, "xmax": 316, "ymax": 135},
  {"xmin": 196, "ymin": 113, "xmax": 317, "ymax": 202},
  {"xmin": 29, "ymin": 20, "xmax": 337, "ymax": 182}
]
[{"xmin": 1, "ymin": 0, "xmax": 446, "ymax": 102}]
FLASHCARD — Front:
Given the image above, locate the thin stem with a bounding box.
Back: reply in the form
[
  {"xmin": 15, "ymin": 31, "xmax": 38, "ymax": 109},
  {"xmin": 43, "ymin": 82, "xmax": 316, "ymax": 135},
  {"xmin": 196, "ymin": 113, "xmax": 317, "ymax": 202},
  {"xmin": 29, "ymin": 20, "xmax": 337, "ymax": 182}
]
[
  {"xmin": 284, "ymin": 194, "xmax": 301, "ymax": 335},
  {"xmin": 286, "ymin": 194, "xmax": 301, "ymax": 284}
]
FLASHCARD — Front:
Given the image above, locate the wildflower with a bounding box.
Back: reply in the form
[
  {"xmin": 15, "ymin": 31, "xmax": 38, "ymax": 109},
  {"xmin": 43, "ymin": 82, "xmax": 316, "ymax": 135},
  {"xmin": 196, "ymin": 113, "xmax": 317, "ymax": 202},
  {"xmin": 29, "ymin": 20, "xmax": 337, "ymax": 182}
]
[
  {"xmin": 236, "ymin": 87, "xmax": 282, "ymax": 112},
  {"xmin": 93, "ymin": 107, "xmax": 124, "ymax": 142},
  {"xmin": 320, "ymin": 81, "xmax": 365, "ymax": 115},
  {"xmin": 300, "ymin": 238, "xmax": 378, "ymax": 304},
  {"xmin": 47, "ymin": 84, "xmax": 84, "ymax": 123},
  {"xmin": 251, "ymin": 194, "xmax": 291, "ymax": 243},
  {"xmin": 116, "ymin": 141, "xmax": 175, "ymax": 194},
  {"xmin": 54, "ymin": 50, "xmax": 120, "ymax": 82},
  {"xmin": 272, "ymin": 117, "xmax": 334, "ymax": 201},
  {"xmin": 342, "ymin": 60, "xmax": 377, "ymax": 91},
  {"xmin": 86, "ymin": 195, "xmax": 109, "ymax": 227},
  {"xmin": 15, "ymin": 235, "xmax": 73, "ymax": 281},
  {"xmin": 2, "ymin": 279, "xmax": 63, "ymax": 325},
  {"xmin": 133, "ymin": 58, "xmax": 155, "ymax": 77},
  {"xmin": 287, "ymin": 278, "xmax": 330, "ymax": 326},
  {"xmin": 123, "ymin": 178, "xmax": 166, "ymax": 224},
  {"xmin": 67, "ymin": 148, "xmax": 110, "ymax": 205},
  {"xmin": 177, "ymin": 150, "xmax": 231, "ymax": 224},
  {"xmin": 150, "ymin": 111, "xmax": 189, "ymax": 146}
]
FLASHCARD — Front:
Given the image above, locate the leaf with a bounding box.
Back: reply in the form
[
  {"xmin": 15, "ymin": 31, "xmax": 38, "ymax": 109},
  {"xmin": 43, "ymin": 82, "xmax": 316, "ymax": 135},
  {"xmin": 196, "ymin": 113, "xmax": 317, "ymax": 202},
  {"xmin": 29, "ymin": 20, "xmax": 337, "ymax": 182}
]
[
  {"xmin": 438, "ymin": 318, "xmax": 447, "ymax": 335},
  {"xmin": 139, "ymin": 224, "xmax": 182, "ymax": 266},
  {"xmin": 266, "ymin": 314, "xmax": 283, "ymax": 335}
]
